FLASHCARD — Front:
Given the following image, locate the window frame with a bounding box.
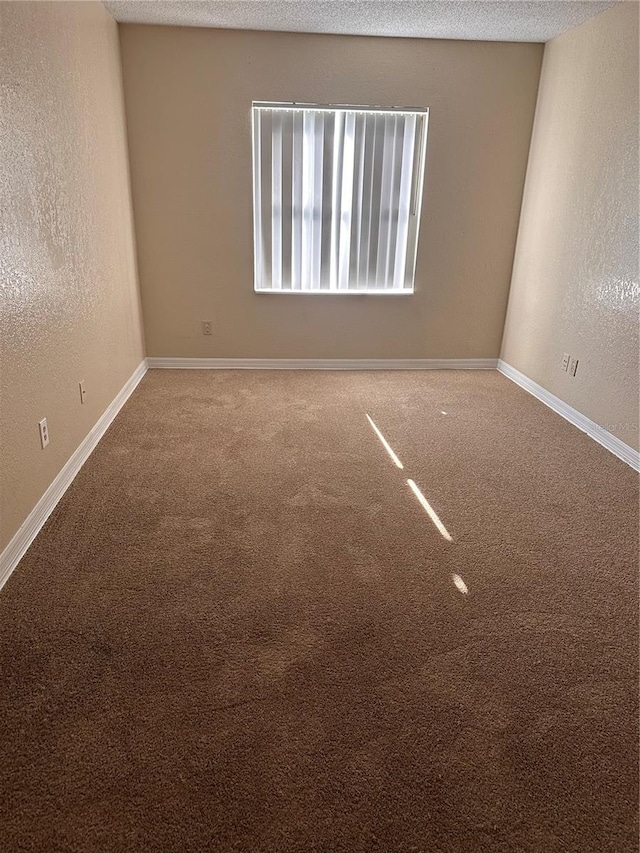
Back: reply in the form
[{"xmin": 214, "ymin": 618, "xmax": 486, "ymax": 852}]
[{"xmin": 251, "ymin": 101, "xmax": 430, "ymax": 296}]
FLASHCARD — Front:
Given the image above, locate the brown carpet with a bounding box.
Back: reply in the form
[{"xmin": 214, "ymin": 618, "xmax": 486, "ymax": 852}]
[{"xmin": 0, "ymin": 370, "xmax": 637, "ymax": 852}]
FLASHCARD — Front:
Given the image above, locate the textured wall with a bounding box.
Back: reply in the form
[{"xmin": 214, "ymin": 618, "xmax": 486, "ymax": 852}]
[
  {"xmin": 119, "ymin": 26, "xmax": 542, "ymax": 359},
  {"xmin": 0, "ymin": 1, "xmax": 145, "ymax": 552},
  {"xmin": 501, "ymin": 2, "xmax": 639, "ymax": 451}
]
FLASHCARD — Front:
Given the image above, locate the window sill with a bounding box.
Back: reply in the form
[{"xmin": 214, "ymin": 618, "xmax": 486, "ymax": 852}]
[{"xmin": 254, "ymin": 289, "xmax": 415, "ymax": 295}]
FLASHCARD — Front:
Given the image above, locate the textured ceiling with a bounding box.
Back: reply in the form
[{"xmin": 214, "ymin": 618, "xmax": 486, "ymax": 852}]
[{"xmin": 103, "ymin": 1, "xmax": 619, "ymax": 43}]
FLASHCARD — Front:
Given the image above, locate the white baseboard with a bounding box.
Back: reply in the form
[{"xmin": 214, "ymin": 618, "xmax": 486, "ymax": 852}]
[
  {"xmin": 0, "ymin": 360, "xmax": 148, "ymax": 592},
  {"xmin": 146, "ymin": 357, "xmax": 498, "ymax": 370},
  {"xmin": 497, "ymin": 360, "xmax": 639, "ymax": 471}
]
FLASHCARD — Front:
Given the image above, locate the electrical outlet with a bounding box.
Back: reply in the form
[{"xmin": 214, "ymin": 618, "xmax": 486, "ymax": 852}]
[
  {"xmin": 201, "ymin": 321, "xmax": 212, "ymax": 336},
  {"xmin": 569, "ymin": 357, "xmax": 579, "ymax": 377},
  {"xmin": 561, "ymin": 353, "xmax": 570, "ymax": 372},
  {"xmin": 79, "ymin": 380, "xmax": 86, "ymax": 404},
  {"xmin": 38, "ymin": 418, "xmax": 49, "ymax": 449}
]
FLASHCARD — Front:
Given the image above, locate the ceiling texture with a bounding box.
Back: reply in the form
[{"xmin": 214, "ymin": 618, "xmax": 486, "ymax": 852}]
[{"xmin": 103, "ymin": 0, "xmax": 620, "ymax": 43}]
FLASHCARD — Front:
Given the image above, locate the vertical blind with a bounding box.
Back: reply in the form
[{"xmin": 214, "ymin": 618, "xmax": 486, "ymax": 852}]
[{"xmin": 252, "ymin": 103, "xmax": 429, "ymax": 293}]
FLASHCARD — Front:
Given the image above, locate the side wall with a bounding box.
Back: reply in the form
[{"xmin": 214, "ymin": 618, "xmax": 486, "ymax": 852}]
[
  {"xmin": 119, "ymin": 26, "xmax": 542, "ymax": 359},
  {"xmin": 500, "ymin": 1, "xmax": 639, "ymax": 451},
  {"xmin": 0, "ymin": 1, "xmax": 146, "ymax": 551}
]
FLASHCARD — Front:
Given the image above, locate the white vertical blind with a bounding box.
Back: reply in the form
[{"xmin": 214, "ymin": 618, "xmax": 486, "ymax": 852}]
[
  {"xmin": 271, "ymin": 111, "xmax": 283, "ymax": 290},
  {"xmin": 291, "ymin": 112, "xmax": 303, "ymax": 290},
  {"xmin": 252, "ymin": 103, "xmax": 429, "ymax": 293}
]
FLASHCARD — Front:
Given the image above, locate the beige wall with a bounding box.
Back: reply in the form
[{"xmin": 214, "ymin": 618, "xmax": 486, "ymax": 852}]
[
  {"xmin": 119, "ymin": 26, "xmax": 542, "ymax": 359},
  {"xmin": 501, "ymin": 2, "xmax": 639, "ymax": 451},
  {"xmin": 0, "ymin": 1, "xmax": 145, "ymax": 552}
]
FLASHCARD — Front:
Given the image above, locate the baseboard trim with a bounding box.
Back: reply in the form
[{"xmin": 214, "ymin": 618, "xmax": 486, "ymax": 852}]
[
  {"xmin": 0, "ymin": 360, "xmax": 148, "ymax": 592},
  {"xmin": 497, "ymin": 360, "xmax": 639, "ymax": 471},
  {"xmin": 146, "ymin": 357, "xmax": 498, "ymax": 370}
]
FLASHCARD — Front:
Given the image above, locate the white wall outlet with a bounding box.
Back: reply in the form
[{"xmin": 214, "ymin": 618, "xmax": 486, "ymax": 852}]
[
  {"xmin": 201, "ymin": 321, "xmax": 212, "ymax": 336},
  {"xmin": 561, "ymin": 353, "xmax": 570, "ymax": 372},
  {"xmin": 38, "ymin": 418, "xmax": 49, "ymax": 449},
  {"xmin": 79, "ymin": 380, "xmax": 87, "ymax": 404},
  {"xmin": 569, "ymin": 356, "xmax": 579, "ymax": 377}
]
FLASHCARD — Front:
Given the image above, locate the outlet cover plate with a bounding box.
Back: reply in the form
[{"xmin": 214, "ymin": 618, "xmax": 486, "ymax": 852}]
[{"xmin": 38, "ymin": 418, "xmax": 49, "ymax": 449}]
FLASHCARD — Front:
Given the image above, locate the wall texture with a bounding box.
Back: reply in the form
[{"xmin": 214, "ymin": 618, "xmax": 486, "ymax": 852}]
[
  {"xmin": 501, "ymin": 2, "xmax": 639, "ymax": 451},
  {"xmin": 0, "ymin": 1, "xmax": 145, "ymax": 552},
  {"xmin": 119, "ymin": 26, "xmax": 542, "ymax": 359}
]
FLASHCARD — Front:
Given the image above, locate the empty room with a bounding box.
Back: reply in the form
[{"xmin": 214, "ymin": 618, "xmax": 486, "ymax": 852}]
[{"xmin": 1, "ymin": 0, "xmax": 638, "ymax": 850}]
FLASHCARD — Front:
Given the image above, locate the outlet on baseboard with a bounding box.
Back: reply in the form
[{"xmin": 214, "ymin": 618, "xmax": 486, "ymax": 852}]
[
  {"xmin": 38, "ymin": 418, "xmax": 49, "ymax": 449},
  {"xmin": 201, "ymin": 321, "xmax": 212, "ymax": 336}
]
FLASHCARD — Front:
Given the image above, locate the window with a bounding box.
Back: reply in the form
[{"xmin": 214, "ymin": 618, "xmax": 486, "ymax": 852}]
[{"xmin": 251, "ymin": 102, "xmax": 429, "ymax": 294}]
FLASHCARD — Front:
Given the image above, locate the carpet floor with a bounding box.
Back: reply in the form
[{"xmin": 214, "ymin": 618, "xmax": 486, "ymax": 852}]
[{"xmin": 0, "ymin": 370, "xmax": 637, "ymax": 852}]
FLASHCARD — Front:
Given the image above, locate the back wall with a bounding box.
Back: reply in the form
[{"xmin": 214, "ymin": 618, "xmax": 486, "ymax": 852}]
[{"xmin": 119, "ymin": 25, "xmax": 542, "ymax": 359}]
